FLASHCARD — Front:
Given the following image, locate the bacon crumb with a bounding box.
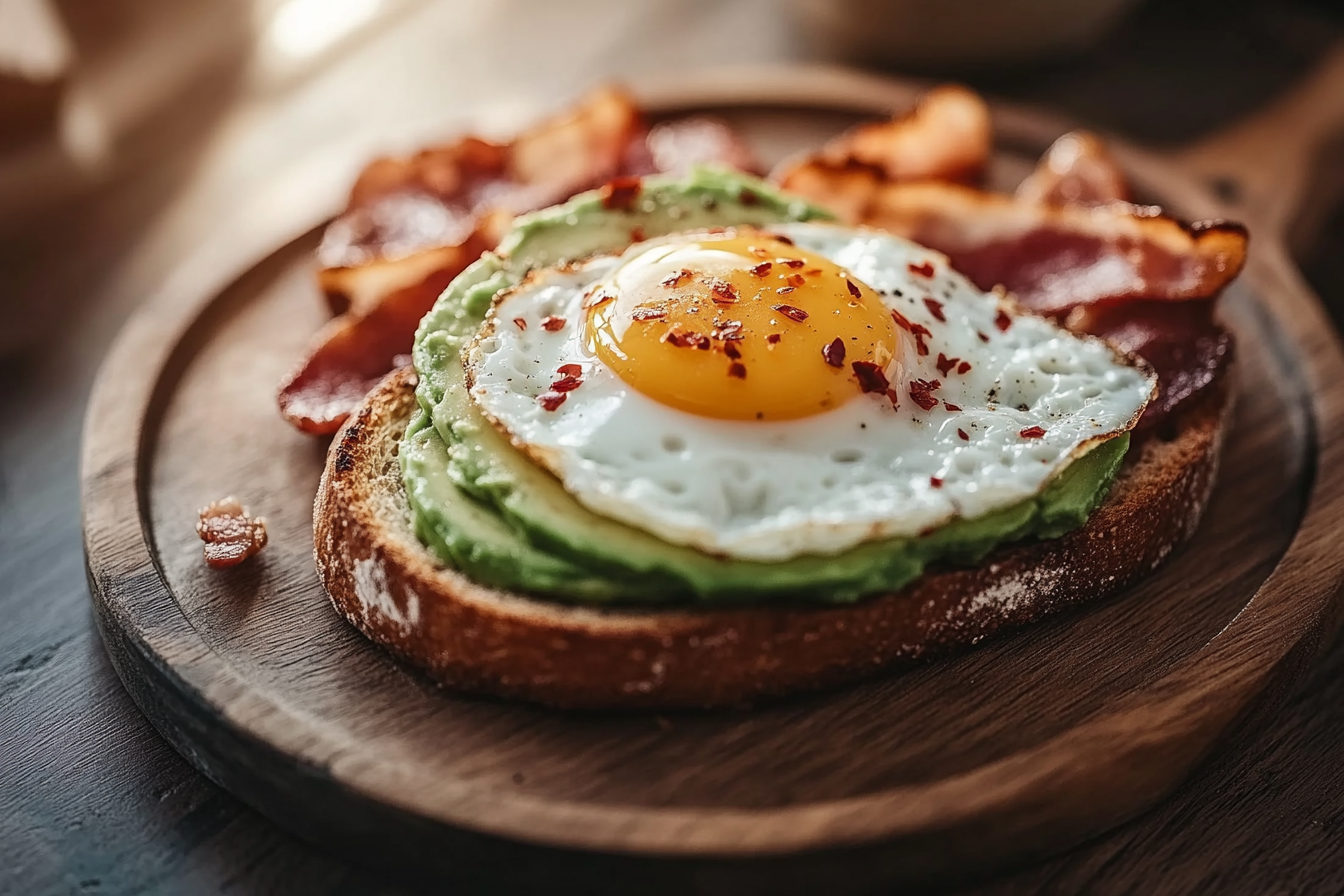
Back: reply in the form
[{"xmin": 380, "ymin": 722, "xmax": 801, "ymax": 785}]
[
  {"xmin": 909, "ymin": 378, "xmax": 941, "ymax": 411},
  {"xmin": 851, "ymin": 361, "xmax": 890, "ymax": 393},
  {"xmin": 930, "ymin": 476, "xmax": 944, "ymax": 489},
  {"xmin": 847, "ymin": 279, "xmax": 863, "ymax": 300},
  {"xmin": 661, "ymin": 269, "xmax": 691, "ymax": 288},
  {"xmin": 541, "ymin": 316, "xmax": 566, "ymax": 332},
  {"xmin": 943, "ymin": 400, "xmax": 961, "ymax": 412},
  {"xmin": 750, "ymin": 261, "xmax": 773, "ymax": 277},
  {"xmin": 600, "ymin": 176, "xmax": 642, "ymax": 211},
  {"xmin": 710, "ymin": 279, "xmax": 739, "ymax": 303},
  {"xmin": 957, "ymin": 428, "xmax": 970, "ymax": 441},
  {"xmin": 957, "ymin": 360, "xmax": 972, "ymax": 374},
  {"xmin": 1020, "ymin": 425, "xmax": 1047, "ymax": 438},
  {"xmin": 538, "ymin": 391, "xmax": 567, "ymax": 411},
  {"xmin": 550, "ymin": 374, "xmax": 583, "ymax": 393},
  {"xmin": 557, "ymin": 363, "xmax": 582, "ymax": 376},
  {"xmin": 908, "ymin": 260, "xmax": 935, "ymax": 278},
  {"xmin": 924, "ymin": 297, "xmax": 946, "ymax": 321},
  {"xmin": 724, "ymin": 341, "xmax": 742, "ymax": 360},
  {"xmin": 776, "ymin": 286, "xmax": 796, "ymax": 296},
  {"xmin": 728, "ymin": 361, "xmax": 747, "ymax": 379},
  {"xmin": 196, "ymin": 497, "xmax": 267, "ymax": 569},
  {"xmin": 766, "ymin": 333, "xmax": 781, "ymax": 345},
  {"xmin": 995, "ymin": 308, "xmax": 1012, "ymax": 332},
  {"xmin": 632, "ymin": 305, "xmax": 667, "ymax": 321},
  {"xmin": 935, "ymin": 353, "xmax": 959, "ymax": 377},
  {"xmin": 772, "ymin": 303, "xmax": 809, "ymax": 322},
  {"xmin": 513, "ymin": 317, "xmax": 527, "ymax": 330},
  {"xmin": 822, "ymin": 337, "xmax": 846, "ymax": 367},
  {"xmin": 786, "ymin": 273, "xmax": 806, "ymax": 288},
  {"xmin": 781, "ymin": 258, "xmax": 805, "ymax": 268}
]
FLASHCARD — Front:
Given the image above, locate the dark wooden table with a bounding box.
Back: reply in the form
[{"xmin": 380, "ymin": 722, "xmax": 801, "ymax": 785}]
[{"xmin": 5, "ymin": 1, "xmax": 1344, "ymax": 892}]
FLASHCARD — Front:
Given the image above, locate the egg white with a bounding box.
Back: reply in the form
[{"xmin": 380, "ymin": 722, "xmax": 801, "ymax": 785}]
[{"xmin": 464, "ymin": 223, "xmax": 1155, "ymax": 561}]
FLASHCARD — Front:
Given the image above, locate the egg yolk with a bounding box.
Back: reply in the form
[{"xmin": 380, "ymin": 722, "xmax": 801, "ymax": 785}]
[{"xmin": 584, "ymin": 230, "xmax": 899, "ymax": 421}]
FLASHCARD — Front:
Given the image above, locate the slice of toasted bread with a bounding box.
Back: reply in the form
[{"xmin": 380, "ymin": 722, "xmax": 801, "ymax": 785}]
[{"xmin": 315, "ymin": 366, "xmax": 1230, "ymax": 709}]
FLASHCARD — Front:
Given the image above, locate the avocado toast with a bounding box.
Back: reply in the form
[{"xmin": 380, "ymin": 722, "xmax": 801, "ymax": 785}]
[{"xmin": 313, "ymin": 169, "xmax": 1233, "ymax": 708}]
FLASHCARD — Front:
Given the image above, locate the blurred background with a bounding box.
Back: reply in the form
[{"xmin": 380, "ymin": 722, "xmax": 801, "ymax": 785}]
[{"xmin": 3, "ymin": 0, "xmax": 1344, "ymax": 891}]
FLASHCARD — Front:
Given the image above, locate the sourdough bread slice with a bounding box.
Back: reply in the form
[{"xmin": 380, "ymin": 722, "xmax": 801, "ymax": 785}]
[{"xmin": 315, "ymin": 366, "xmax": 1230, "ymax": 709}]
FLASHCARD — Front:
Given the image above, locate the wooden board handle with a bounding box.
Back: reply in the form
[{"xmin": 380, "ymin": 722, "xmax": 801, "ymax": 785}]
[{"xmin": 1180, "ymin": 43, "xmax": 1344, "ymax": 247}]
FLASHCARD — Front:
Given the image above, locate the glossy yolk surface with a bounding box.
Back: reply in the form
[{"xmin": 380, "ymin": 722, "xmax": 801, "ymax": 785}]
[{"xmin": 584, "ymin": 231, "xmax": 899, "ymax": 421}]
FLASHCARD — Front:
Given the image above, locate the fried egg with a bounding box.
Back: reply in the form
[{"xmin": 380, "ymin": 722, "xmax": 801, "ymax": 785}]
[{"xmin": 464, "ymin": 223, "xmax": 1155, "ymax": 561}]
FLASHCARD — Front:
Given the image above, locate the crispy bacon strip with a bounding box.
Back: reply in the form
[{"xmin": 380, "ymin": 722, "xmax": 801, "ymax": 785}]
[
  {"xmin": 196, "ymin": 497, "xmax": 268, "ymax": 569},
  {"xmin": 282, "ymin": 89, "xmax": 760, "ymax": 435},
  {"xmin": 1015, "ymin": 131, "xmax": 1131, "ymax": 207},
  {"xmin": 773, "ymin": 84, "xmax": 991, "ymax": 193},
  {"xmin": 793, "ymin": 173, "xmax": 1247, "ymax": 315},
  {"xmin": 278, "ymin": 237, "xmax": 486, "ymax": 435},
  {"xmin": 1068, "ymin": 299, "xmax": 1231, "ymax": 431}
]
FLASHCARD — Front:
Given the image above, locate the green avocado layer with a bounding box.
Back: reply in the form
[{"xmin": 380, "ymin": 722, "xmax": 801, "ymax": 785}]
[{"xmin": 402, "ymin": 168, "xmax": 1130, "ymax": 607}]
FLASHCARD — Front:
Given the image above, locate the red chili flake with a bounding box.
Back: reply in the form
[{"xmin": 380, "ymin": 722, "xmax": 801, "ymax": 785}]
[
  {"xmin": 728, "ymin": 361, "xmax": 747, "ymax": 379},
  {"xmin": 766, "ymin": 333, "xmax": 781, "ymax": 345},
  {"xmin": 957, "ymin": 428, "xmax": 970, "ymax": 441},
  {"xmin": 943, "ymin": 400, "xmax": 961, "ymax": 412},
  {"xmin": 583, "ymin": 288, "xmax": 614, "ymax": 309},
  {"xmin": 908, "ymin": 378, "xmax": 941, "ymax": 411},
  {"xmin": 891, "ymin": 309, "xmax": 913, "ymax": 331},
  {"xmin": 772, "ymin": 303, "xmax": 809, "ymax": 322},
  {"xmin": 908, "ymin": 260, "xmax": 935, "ymax": 278},
  {"xmin": 787, "ymin": 273, "xmax": 806, "ymax": 288},
  {"xmin": 930, "ymin": 476, "xmax": 944, "ymax": 489},
  {"xmin": 772, "ymin": 234, "xmax": 795, "ymax": 245},
  {"xmin": 847, "ymin": 279, "xmax": 862, "ymax": 300},
  {"xmin": 780, "ymin": 258, "xmax": 805, "ymax": 268},
  {"xmin": 632, "ymin": 305, "xmax": 667, "ymax": 322},
  {"xmin": 995, "ymin": 308, "xmax": 1012, "ymax": 332},
  {"xmin": 924, "ymin": 297, "xmax": 946, "ymax": 322},
  {"xmin": 710, "ymin": 279, "xmax": 739, "ymax": 304},
  {"xmin": 935, "ymin": 353, "xmax": 959, "ymax": 377},
  {"xmin": 714, "ymin": 319, "xmax": 744, "ymax": 341},
  {"xmin": 776, "ymin": 286, "xmax": 796, "ymax": 296},
  {"xmin": 630, "ymin": 225, "xmax": 646, "ymax": 243},
  {"xmin": 885, "ymin": 388, "xmax": 900, "ymax": 410},
  {"xmin": 557, "ymin": 363, "xmax": 582, "ymax": 376},
  {"xmin": 513, "ymin": 317, "xmax": 527, "ymax": 330},
  {"xmin": 822, "ymin": 337, "xmax": 845, "ymax": 367},
  {"xmin": 749, "ymin": 261, "xmax": 773, "ymax": 277},
  {"xmin": 540, "ymin": 316, "xmax": 566, "ymax": 332},
  {"xmin": 661, "ymin": 269, "xmax": 691, "ymax": 288},
  {"xmin": 724, "ymin": 341, "xmax": 742, "ymax": 360},
  {"xmin": 1020, "ymin": 425, "xmax": 1047, "ymax": 439},
  {"xmin": 851, "ymin": 361, "xmax": 890, "ymax": 394},
  {"xmin": 600, "ymin": 176, "xmax": 641, "ymax": 211},
  {"xmin": 663, "ymin": 329, "xmax": 711, "ymax": 350},
  {"xmin": 749, "ymin": 246, "xmax": 770, "ymax": 258},
  {"xmin": 538, "ymin": 391, "xmax": 567, "ymax": 411},
  {"xmin": 977, "ymin": 331, "xmax": 990, "ymax": 343},
  {"xmin": 738, "ymin": 187, "xmax": 760, "ymax": 206},
  {"xmin": 957, "ymin": 360, "xmax": 972, "ymax": 375},
  {"xmin": 550, "ymin": 374, "xmax": 583, "ymax": 393}
]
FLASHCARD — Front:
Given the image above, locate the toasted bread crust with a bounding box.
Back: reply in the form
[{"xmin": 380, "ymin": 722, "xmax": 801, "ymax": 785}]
[{"xmin": 315, "ymin": 366, "xmax": 1231, "ymax": 709}]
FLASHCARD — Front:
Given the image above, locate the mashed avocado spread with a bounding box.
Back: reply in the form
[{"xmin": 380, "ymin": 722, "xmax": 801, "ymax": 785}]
[{"xmin": 402, "ymin": 168, "xmax": 1129, "ymax": 605}]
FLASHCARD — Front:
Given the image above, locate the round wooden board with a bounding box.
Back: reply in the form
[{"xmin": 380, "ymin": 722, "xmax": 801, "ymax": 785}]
[{"xmin": 82, "ymin": 68, "xmax": 1344, "ymax": 894}]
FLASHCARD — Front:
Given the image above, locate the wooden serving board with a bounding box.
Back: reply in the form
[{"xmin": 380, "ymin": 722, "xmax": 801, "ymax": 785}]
[{"xmin": 82, "ymin": 65, "xmax": 1344, "ymax": 893}]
